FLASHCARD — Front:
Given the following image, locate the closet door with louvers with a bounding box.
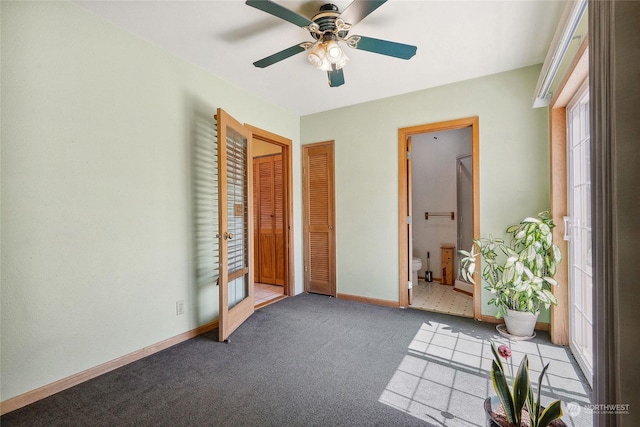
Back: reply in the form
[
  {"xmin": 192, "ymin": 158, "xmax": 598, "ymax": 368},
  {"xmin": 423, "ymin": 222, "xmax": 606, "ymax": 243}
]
[
  {"xmin": 302, "ymin": 142, "xmax": 336, "ymax": 296},
  {"xmin": 257, "ymin": 156, "xmax": 275, "ymax": 284},
  {"xmin": 273, "ymin": 155, "xmax": 284, "ymax": 284},
  {"xmin": 255, "ymin": 154, "xmax": 284, "ymax": 285}
]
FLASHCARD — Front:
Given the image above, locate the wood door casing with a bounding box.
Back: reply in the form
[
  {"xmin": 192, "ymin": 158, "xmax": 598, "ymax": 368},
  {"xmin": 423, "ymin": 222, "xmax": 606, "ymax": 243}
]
[
  {"xmin": 407, "ymin": 136, "xmax": 413, "ymax": 304},
  {"xmin": 398, "ymin": 117, "xmax": 480, "ymax": 317},
  {"xmin": 548, "ymin": 36, "xmax": 588, "ymax": 345},
  {"xmin": 245, "ymin": 124, "xmax": 294, "ymax": 299},
  {"xmin": 302, "ymin": 142, "xmax": 336, "ymax": 296}
]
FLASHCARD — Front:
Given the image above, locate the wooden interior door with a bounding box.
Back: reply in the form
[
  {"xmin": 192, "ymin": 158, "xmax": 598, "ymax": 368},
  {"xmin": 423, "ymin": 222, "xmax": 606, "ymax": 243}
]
[
  {"xmin": 273, "ymin": 155, "xmax": 285, "ymax": 284},
  {"xmin": 302, "ymin": 142, "xmax": 336, "ymax": 296},
  {"xmin": 254, "ymin": 154, "xmax": 284, "ymax": 285},
  {"xmin": 217, "ymin": 108, "xmax": 254, "ymax": 342},
  {"xmin": 257, "ymin": 156, "xmax": 275, "ymax": 284},
  {"xmin": 253, "ymin": 158, "xmax": 259, "ymax": 283}
]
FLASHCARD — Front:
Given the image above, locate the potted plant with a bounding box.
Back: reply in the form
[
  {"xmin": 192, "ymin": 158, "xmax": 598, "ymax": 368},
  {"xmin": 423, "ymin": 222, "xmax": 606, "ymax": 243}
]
[
  {"xmin": 459, "ymin": 211, "xmax": 562, "ymax": 337},
  {"xmin": 486, "ymin": 342, "xmax": 565, "ymax": 426}
]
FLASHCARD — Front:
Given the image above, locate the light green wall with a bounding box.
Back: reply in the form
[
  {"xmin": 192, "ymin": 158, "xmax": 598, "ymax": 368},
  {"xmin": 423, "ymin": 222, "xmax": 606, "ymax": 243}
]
[
  {"xmin": 301, "ymin": 65, "xmax": 551, "ymax": 319},
  {"xmin": 1, "ymin": 0, "xmax": 554, "ymax": 405},
  {"xmin": 0, "ymin": 1, "xmax": 300, "ymax": 401}
]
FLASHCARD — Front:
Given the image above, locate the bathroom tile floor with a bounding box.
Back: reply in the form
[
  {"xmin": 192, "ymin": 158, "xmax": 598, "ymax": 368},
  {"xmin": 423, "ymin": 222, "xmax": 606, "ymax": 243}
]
[
  {"xmin": 254, "ymin": 282, "xmax": 285, "ymax": 308},
  {"xmin": 411, "ymin": 280, "xmax": 474, "ymax": 318}
]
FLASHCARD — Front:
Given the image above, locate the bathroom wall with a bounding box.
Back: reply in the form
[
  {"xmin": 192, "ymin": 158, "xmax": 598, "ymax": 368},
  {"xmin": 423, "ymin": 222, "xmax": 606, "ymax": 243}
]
[{"xmin": 411, "ymin": 128, "xmax": 472, "ymax": 283}]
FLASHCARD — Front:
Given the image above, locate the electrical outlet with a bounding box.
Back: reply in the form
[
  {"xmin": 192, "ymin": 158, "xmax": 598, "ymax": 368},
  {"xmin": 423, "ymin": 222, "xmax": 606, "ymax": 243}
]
[{"xmin": 176, "ymin": 300, "xmax": 184, "ymax": 316}]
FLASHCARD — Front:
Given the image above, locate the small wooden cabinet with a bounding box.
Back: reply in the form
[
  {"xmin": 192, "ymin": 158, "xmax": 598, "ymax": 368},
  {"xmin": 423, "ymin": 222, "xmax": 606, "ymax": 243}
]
[{"xmin": 441, "ymin": 245, "xmax": 455, "ymax": 285}]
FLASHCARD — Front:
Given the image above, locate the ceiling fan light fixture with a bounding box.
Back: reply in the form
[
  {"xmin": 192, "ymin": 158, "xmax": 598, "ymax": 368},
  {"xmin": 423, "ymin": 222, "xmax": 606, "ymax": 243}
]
[
  {"xmin": 307, "ymin": 42, "xmax": 327, "ymax": 68},
  {"xmin": 325, "ymin": 39, "xmax": 342, "ymax": 63},
  {"xmin": 307, "ymin": 42, "xmax": 337, "ymax": 71},
  {"xmin": 334, "ymin": 50, "xmax": 349, "ymax": 70},
  {"xmin": 247, "ymin": 0, "xmax": 418, "ymax": 87},
  {"xmin": 319, "ymin": 56, "xmax": 333, "ymax": 71}
]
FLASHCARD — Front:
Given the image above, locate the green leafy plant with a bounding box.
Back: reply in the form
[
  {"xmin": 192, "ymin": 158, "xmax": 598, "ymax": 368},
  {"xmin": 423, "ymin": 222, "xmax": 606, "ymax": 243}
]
[
  {"xmin": 459, "ymin": 211, "xmax": 562, "ymax": 317},
  {"xmin": 491, "ymin": 342, "xmax": 563, "ymax": 426}
]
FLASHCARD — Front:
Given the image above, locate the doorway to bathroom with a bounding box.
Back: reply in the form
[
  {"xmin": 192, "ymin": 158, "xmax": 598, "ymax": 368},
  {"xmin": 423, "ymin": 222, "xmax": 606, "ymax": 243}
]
[{"xmin": 397, "ymin": 117, "xmax": 480, "ymax": 319}]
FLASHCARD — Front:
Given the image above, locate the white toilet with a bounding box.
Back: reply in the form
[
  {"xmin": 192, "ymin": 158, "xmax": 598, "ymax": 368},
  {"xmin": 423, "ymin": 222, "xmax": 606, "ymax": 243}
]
[{"xmin": 411, "ymin": 257, "xmax": 423, "ymax": 288}]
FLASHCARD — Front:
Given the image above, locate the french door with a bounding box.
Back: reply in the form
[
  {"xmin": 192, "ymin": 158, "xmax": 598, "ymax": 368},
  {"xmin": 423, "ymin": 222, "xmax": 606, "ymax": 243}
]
[
  {"xmin": 566, "ymin": 84, "xmax": 593, "ymax": 385},
  {"xmin": 217, "ymin": 108, "xmax": 254, "ymax": 342}
]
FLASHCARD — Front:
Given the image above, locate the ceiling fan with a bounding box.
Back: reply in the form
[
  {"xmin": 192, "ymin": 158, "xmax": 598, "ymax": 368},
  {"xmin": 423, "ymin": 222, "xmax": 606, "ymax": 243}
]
[{"xmin": 246, "ymin": 0, "xmax": 417, "ymax": 87}]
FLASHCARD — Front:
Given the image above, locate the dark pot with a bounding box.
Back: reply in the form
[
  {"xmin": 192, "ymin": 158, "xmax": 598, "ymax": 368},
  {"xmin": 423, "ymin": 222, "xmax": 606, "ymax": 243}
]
[{"xmin": 484, "ymin": 396, "xmax": 567, "ymax": 427}]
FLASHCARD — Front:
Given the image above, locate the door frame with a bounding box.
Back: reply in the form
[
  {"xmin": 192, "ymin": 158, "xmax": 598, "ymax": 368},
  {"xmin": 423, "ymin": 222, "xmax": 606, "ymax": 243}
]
[
  {"xmin": 548, "ymin": 36, "xmax": 588, "ymax": 345},
  {"xmin": 245, "ymin": 124, "xmax": 295, "ymax": 298},
  {"xmin": 407, "ymin": 136, "xmax": 413, "ymax": 304},
  {"xmin": 397, "ymin": 117, "xmax": 480, "ymax": 319}
]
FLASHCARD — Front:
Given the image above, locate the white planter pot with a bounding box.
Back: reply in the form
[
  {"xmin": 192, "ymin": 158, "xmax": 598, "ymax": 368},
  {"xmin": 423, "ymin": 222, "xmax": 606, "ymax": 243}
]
[{"xmin": 504, "ymin": 309, "xmax": 539, "ymax": 337}]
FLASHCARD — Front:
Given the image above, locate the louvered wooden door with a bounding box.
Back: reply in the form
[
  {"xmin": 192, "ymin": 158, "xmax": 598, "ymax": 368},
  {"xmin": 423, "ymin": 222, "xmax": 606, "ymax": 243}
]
[
  {"xmin": 302, "ymin": 142, "xmax": 336, "ymax": 296},
  {"xmin": 254, "ymin": 154, "xmax": 284, "ymax": 285}
]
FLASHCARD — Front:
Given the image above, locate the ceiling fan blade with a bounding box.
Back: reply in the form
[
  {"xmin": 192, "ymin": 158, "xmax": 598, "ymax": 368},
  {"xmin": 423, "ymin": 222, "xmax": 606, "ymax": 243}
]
[
  {"xmin": 245, "ymin": 0, "xmax": 313, "ymax": 28},
  {"xmin": 348, "ymin": 35, "xmax": 417, "ymax": 59},
  {"xmin": 340, "ymin": 0, "xmax": 387, "ymax": 26},
  {"xmin": 253, "ymin": 44, "xmax": 307, "ymax": 68},
  {"xmin": 327, "ymin": 68, "xmax": 345, "ymax": 87}
]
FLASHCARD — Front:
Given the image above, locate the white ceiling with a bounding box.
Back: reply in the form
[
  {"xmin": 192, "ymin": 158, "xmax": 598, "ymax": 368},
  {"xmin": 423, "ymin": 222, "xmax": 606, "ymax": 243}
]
[{"xmin": 75, "ymin": 0, "xmax": 565, "ymax": 116}]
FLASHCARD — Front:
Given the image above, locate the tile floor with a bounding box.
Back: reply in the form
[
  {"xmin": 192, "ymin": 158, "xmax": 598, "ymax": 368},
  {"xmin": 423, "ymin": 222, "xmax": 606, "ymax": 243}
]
[
  {"xmin": 379, "ymin": 317, "xmax": 593, "ymax": 426},
  {"xmin": 254, "ymin": 282, "xmax": 285, "ymax": 307},
  {"xmin": 411, "ymin": 279, "xmax": 474, "ymax": 318}
]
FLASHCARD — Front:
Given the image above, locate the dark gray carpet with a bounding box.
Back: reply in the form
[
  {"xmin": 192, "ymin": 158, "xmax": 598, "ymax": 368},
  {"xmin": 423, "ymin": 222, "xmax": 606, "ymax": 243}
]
[{"xmin": 0, "ymin": 293, "xmax": 554, "ymax": 426}]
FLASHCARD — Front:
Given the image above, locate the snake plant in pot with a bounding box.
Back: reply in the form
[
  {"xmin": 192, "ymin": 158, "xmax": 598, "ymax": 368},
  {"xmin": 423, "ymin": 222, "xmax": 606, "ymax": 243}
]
[
  {"xmin": 486, "ymin": 342, "xmax": 565, "ymax": 426},
  {"xmin": 459, "ymin": 211, "xmax": 562, "ymax": 337}
]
